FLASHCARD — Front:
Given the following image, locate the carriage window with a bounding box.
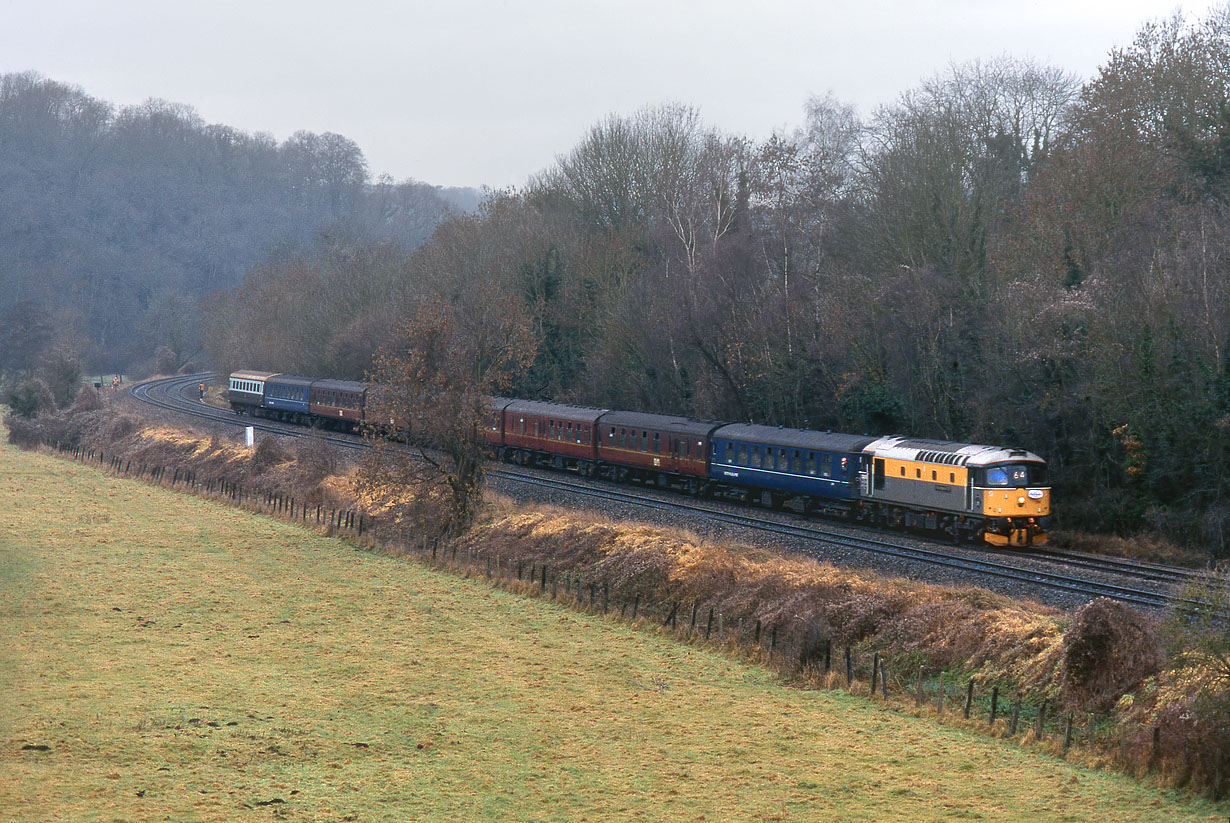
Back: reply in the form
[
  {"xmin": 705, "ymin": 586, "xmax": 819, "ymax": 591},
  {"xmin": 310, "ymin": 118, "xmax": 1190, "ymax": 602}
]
[
  {"xmin": 791, "ymin": 451, "xmax": 801, "ymax": 473},
  {"xmin": 640, "ymin": 431, "xmax": 648, "ymax": 451},
  {"xmin": 737, "ymin": 444, "xmax": 747, "ymax": 465},
  {"xmin": 805, "ymin": 453, "xmax": 816, "ymax": 475},
  {"xmin": 652, "ymin": 433, "xmax": 660, "ymax": 453},
  {"xmin": 566, "ymin": 422, "xmax": 573, "ymax": 442},
  {"xmin": 819, "ymin": 455, "xmax": 831, "ymax": 478},
  {"xmin": 777, "ymin": 449, "xmax": 787, "ymax": 470},
  {"xmin": 751, "ymin": 447, "xmax": 762, "ymax": 468},
  {"xmin": 725, "ymin": 443, "xmax": 734, "ymax": 463}
]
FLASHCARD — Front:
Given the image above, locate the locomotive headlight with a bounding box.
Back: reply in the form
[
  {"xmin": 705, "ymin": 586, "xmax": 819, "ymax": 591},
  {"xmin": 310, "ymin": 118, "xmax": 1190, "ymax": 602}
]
[{"xmin": 1018, "ymin": 497, "xmax": 1026, "ymax": 506}]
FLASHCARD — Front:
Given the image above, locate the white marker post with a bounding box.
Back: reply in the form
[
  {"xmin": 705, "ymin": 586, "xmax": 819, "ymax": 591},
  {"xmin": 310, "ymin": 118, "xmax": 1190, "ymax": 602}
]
[{"xmin": 245, "ymin": 426, "xmax": 254, "ymax": 449}]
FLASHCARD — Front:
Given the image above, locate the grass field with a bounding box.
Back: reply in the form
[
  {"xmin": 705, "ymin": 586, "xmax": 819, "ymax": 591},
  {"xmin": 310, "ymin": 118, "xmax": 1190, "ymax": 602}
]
[{"xmin": 1, "ymin": 438, "xmax": 1222, "ymax": 822}]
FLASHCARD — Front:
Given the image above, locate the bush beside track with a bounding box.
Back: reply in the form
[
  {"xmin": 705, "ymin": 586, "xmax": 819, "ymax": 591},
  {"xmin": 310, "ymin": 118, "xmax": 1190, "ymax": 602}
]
[{"xmin": 7, "ymin": 392, "xmax": 1230, "ymax": 800}]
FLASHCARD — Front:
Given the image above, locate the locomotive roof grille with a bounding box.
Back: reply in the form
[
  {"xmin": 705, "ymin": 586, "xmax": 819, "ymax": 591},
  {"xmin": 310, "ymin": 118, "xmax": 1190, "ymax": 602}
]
[{"xmin": 917, "ymin": 450, "xmax": 969, "ymax": 466}]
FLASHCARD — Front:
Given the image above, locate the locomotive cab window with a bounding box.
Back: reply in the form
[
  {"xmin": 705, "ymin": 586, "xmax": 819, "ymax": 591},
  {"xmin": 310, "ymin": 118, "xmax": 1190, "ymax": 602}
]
[{"xmin": 982, "ymin": 464, "xmax": 1045, "ymax": 486}]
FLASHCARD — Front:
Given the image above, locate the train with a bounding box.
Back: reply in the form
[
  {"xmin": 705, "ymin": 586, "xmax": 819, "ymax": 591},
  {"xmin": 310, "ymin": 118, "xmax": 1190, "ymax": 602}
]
[{"xmin": 228, "ymin": 370, "xmax": 1051, "ymax": 547}]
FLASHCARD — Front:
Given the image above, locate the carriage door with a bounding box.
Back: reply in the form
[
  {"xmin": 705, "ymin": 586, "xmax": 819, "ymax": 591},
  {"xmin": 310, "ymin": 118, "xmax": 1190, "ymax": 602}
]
[{"xmin": 870, "ymin": 458, "xmax": 885, "ymax": 496}]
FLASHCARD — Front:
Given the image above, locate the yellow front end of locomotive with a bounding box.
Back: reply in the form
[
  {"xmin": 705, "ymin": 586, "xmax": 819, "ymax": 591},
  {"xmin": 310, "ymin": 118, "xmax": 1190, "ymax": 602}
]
[{"xmin": 982, "ymin": 486, "xmax": 1050, "ymax": 546}]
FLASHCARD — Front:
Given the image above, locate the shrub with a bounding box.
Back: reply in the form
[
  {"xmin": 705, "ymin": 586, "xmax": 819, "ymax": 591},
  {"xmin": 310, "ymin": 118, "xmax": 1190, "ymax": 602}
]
[{"xmin": 1061, "ymin": 597, "xmax": 1162, "ymax": 712}]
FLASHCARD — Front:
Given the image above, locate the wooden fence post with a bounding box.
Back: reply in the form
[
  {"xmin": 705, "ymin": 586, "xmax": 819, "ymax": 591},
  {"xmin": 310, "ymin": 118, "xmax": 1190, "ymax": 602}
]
[
  {"xmin": 880, "ymin": 659, "xmax": 888, "ymax": 699},
  {"xmin": 1009, "ymin": 693, "xmax": 1022, "ymax": 736},
  {"xmin": 870, "ymin": 652, "xmax": 880, "ymax": 696},
  {"xmin": 632, "ymin": 594, "xmax": 640, "ymax": 620},
  {"xmin": 964, "ymin": 679, "xmax": 974, "ymax": 719},
  {"xmin": 845, "ymin": 647, "xmax": 852, "ymax": 688},
  {"xmin": 936, "ymin": 673, "xmax": 944, "ymax": 716},
  {"xmin": 1036, "ymin": 699, "xmax": 1048, "ymax": 739},
  {"xmin": 1063, "ymin": 713, "xmax": 1073, "ymax": 753},
  {"xmin": 990, "ymin": 686, "xmax": 999, "ymax": 725}
]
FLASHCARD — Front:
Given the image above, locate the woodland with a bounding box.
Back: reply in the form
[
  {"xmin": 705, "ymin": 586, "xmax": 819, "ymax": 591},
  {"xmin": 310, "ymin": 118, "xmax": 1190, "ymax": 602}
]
[{"xmin": 4, "ymin": 9, "xmax": 1230, "ymax": 553}]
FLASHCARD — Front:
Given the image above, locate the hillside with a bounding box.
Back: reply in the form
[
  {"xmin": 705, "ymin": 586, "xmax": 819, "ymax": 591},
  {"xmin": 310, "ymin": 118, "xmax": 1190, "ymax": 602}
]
[
  {"xmin": 0, "ymin": 71, "xmax": 480, "ymax": 374},
  {"xmin": 1, "ymin": 431, "xmax": 1222, "ymax": 820}
]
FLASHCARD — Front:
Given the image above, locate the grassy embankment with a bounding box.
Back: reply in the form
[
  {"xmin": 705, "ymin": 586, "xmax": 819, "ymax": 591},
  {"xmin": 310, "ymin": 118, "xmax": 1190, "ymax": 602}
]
[{"xmin": 1, "ymin": 432, "xmax": 1223, "ymax": 822}]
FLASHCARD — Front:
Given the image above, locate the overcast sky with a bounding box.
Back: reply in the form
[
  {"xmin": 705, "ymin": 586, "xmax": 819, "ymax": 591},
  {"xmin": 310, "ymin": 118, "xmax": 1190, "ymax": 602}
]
[{"xmin": 2, "ymin": 1, "xmax": 1223, "ymax": 189}]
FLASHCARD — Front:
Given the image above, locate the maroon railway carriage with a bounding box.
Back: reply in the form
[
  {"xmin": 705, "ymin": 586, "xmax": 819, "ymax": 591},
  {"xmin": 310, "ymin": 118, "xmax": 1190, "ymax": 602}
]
[
  {"xmin": 499, "ymin": 399, "xmax": 606, "ymax": 472},
  {"xmin": 594, "ymin": 410, "xmax": 722, "ymax": 493},
  {"xmin": 484, "ymin": 397, "xmax": 515, "ymax": 448},
  {"xmin": 310, "ymin": 379, "xmax": 367, "ymax": 432}
]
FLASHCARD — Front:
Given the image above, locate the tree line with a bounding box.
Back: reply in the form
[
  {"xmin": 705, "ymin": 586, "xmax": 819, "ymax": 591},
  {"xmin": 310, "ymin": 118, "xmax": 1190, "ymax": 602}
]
[
  {"xmin": 206, "ymin": 8, "xmax": 1230, "ymax": 553},
  {"xmin": 0, "ymin": 71, "xmax": 480, "ymax": 379}
]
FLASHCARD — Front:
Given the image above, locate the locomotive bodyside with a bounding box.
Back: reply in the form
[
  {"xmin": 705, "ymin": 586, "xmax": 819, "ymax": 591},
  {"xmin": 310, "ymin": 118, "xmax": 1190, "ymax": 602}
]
[{"xmin": 860, "ymin": 437, "xmax": 1050, "ymax": 545}]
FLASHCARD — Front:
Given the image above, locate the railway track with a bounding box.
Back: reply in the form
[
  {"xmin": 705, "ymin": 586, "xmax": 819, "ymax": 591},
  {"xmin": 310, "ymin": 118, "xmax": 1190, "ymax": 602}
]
[{"xmin": 127, "ymin": 373, "xmax": 1207, "ymax": 614}]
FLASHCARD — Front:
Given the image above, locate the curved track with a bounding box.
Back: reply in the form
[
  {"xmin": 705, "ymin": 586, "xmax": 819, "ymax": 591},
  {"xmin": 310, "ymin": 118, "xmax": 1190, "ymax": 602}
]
[{"xmin": 127, "ymin": 374, "xmax": 1205, "ymax": 614}]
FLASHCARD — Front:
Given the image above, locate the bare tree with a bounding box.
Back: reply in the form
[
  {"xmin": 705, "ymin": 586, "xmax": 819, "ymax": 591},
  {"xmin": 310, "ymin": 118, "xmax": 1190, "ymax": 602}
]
[{"xmin": 359, "ymin": 290, "xmax": 537, "ymax": 539}]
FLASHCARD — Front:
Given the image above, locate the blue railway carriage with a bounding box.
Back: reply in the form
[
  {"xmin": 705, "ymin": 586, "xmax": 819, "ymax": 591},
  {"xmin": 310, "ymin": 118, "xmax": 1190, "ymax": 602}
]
[
  {"xmin": 228, "ymin": 370, "xmax": 277, "ymax": 415},
  {"xmin": 262, "ymin": 374, "xmax": 315, "ymax": 423},
  {"xmin": 859, "ymin": 437, "xmax": 1051, "ymax": 545},
  {"xmin": 709, "ymin": 424, "xmax": 876, "ymax": 514}
]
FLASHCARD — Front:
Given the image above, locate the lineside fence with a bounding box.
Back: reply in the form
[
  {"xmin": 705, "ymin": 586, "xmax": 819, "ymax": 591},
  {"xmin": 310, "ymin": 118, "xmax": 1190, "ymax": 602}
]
[{"xmin": 53, "ymin": 441, "xmax": 1198, "ymax": 788}]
